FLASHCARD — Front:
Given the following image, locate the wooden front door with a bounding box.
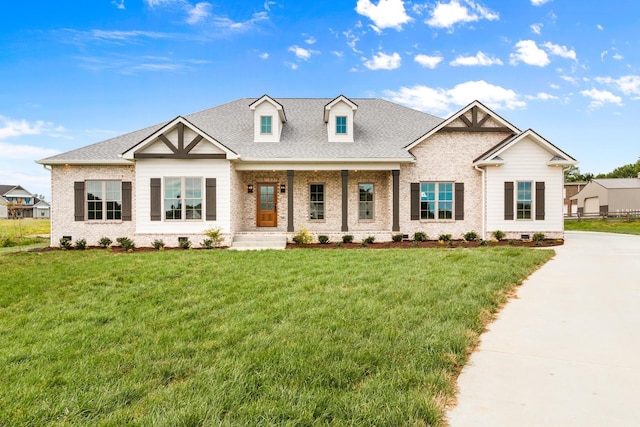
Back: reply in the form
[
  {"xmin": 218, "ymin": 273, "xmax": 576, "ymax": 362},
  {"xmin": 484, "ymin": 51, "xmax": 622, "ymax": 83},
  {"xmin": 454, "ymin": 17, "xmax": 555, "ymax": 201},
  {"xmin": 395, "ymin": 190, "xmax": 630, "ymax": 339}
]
[{"xmin": 257, "ymin": 183, "xmax": 277, "ymax": 227}]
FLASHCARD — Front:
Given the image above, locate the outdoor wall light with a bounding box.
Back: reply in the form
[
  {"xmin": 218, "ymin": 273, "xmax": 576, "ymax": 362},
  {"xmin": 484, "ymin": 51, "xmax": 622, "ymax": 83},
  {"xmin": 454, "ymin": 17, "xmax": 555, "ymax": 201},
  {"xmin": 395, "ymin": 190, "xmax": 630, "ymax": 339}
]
[
  {"xmin": 247, "ymin": 183, "xmax": 254, "ymax": 193},
  {"xmin": 280, "ymin": 183, "xmax": 286, "ymax": 193}
]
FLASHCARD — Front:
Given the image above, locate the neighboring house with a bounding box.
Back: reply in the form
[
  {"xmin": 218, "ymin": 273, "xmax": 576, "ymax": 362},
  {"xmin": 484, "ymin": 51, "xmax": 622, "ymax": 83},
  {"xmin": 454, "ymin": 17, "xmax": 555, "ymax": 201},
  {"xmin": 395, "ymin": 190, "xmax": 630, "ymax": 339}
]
[
  {"xmin": 571, "ymin": 176, "xmax": 640, "ymax": 216},
  {"xmin": 563, "ymin": 182, "xmax": 587, "ymax": 217},
  {"xmin": 0, "ymin": 185, "xmax": 49, "ymax": 219},
  {"xmin": 37, "ymin": 96, "xmax": 576, "ymax": 247}
]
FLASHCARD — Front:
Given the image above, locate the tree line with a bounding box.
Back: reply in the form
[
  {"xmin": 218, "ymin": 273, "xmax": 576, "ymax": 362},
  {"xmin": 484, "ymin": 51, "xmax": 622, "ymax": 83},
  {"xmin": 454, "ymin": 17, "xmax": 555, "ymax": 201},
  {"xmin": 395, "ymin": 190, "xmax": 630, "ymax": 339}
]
[{"xmin": 564, "ymin": 159, "xmax": 640, "ymax": 182}]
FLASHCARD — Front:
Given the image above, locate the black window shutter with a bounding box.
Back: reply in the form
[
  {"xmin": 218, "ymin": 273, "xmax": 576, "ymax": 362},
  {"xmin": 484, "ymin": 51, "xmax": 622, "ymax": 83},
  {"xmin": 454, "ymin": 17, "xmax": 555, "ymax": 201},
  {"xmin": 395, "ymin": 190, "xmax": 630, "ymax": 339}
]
[
  {"xmin": 122, "ymin": 181, "xmax": 132, "ymax": 221},
  {"xmin": 504, "ymin": 182, "xmax": 514, "ymax": 220},
  {"xmin": 454, "ymin": 182, "xmax": 464, "ymax": 220},
  {"xmin": 150, "ymin": 178, "xmax": 161, "ymax": 221},
  {"xmin": 410, "ymin": 183, "xmax": 420, "ymax": 220},
  {"xmin": 74, "ymin": 181, "xmax": 85, "ymax": 221},
  {"xmin": 535, "ymin": 182, "xmax": 545, "ymax": 220},
  {"xmin": 206, "ymin": 178, "xmax": 217, "ymax": 221}
]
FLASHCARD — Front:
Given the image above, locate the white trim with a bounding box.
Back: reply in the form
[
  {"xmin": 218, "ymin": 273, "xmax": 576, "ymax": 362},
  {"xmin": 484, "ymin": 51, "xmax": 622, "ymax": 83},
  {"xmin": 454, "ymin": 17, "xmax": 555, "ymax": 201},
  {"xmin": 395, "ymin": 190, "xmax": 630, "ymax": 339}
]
[{"xmin": 234, "ymin": 160, "xmax": 406, "ymax": 171}]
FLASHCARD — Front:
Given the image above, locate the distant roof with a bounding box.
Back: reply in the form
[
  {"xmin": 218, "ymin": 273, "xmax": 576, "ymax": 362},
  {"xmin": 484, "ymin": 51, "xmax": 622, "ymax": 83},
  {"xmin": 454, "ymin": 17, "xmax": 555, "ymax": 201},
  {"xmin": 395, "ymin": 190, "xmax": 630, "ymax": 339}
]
[
  {"xmin": 38, "ymin": 97, "xmax": 445, "ymax": 165},
  {"xmin": 0, "ymin": 185, "xmax": 16, "ymax": 195},
  {"xmin": 593, "ymin": 178, "xmax": 640, "ymax": 189}
]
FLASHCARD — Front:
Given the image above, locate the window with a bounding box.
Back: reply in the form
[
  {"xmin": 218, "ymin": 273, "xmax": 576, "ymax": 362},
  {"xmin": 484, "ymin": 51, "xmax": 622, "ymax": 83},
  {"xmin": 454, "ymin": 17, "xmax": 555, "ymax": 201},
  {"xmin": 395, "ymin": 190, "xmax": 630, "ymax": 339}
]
[
  {"xmin": 260, "ymin": 116, "xmax": 272, "ymax": 134},
  {"xmin": 310, "ymin": 184, "xmax": 324, "ymax": 220},
  {"xmin": 86, "ymin": 181, "xmax": 121, "ymax": 220},
  {"xmin": 359, "ymin": 183, "xmax": 374, "ymax": 220},
  {"xmin": 165, "ymin": 177, "xmax": 202, "ymax": 220},
  {"xmin": 336, "ymin": 116, "xmax": 347, "ymax": 134},
  {"xmin": 517, "ymin": 181, "xmax": 532, "ymax": 219},
  {"xmin": 420, "ymin": 182, "xmax": 453, "ymax": 220}
]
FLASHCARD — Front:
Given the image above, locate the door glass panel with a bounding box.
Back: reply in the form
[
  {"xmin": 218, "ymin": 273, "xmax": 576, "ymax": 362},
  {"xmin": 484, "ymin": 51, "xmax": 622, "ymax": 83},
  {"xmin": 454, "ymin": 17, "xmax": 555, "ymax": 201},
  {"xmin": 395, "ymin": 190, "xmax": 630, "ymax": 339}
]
[{"xmin": 260, "ymin": 186, "xmax": 274, "ymax": 210}]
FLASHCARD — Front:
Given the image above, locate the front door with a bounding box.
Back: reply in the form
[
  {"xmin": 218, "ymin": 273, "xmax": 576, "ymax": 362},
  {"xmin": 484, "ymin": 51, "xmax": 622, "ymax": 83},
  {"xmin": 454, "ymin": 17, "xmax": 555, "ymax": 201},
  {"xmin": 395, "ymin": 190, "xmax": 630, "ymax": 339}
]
[{"xmin": 257, "ymin": 183, "xmax": 277, "ymax": 227}]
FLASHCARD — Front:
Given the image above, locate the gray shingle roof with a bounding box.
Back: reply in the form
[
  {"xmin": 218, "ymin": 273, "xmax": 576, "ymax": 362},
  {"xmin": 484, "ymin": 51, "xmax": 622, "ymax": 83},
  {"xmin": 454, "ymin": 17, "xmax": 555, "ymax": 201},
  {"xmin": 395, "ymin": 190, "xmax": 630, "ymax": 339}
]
[
  {"xmin": 593, "ymin": 178, "xmax": 640, "ymax": 189},
  {"xmin": 38, "ymin": 97, "xmax": 444, "ymax": 164}
]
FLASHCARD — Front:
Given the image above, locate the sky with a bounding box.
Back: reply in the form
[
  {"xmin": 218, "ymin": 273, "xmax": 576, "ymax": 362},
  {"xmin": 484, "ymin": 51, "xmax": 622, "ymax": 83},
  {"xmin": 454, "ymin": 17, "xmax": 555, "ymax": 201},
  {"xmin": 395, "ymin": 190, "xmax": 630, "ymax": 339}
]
[{"xmin": 1, "ymin": 0, "xmax": 639, "ymax": 200}]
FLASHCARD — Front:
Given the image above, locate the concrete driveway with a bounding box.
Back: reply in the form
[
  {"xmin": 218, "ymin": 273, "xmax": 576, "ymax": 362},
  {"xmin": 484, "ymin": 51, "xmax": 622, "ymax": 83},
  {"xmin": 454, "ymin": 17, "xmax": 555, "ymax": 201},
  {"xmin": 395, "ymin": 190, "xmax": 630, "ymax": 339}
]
[{"xmin": 447, "ymin": 231, "xmax": 640, "ymax": 426}]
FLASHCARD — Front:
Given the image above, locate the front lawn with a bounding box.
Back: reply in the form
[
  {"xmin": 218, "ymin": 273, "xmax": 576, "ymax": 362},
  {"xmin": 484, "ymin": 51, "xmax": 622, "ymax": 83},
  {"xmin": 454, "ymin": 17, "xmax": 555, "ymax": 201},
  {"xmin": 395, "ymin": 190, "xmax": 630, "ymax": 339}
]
[
  {"xmin": 0, "ymin": 248, "xmax": 552, "ymax": 426},
  {"xmin": 565, "ymin": 218, "xmax": 640, "ymax": 235},
  {"xmin": 0, "ymin": 218, "xmax": 50, "ymax": 248}
]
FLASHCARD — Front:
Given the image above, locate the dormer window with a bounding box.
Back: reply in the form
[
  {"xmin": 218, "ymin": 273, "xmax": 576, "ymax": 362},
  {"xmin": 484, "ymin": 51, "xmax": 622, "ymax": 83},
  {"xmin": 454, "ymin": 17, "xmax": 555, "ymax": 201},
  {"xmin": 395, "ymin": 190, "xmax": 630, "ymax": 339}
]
[
  {"xmin": 261, "ymin": 116, "xmax": 272, "ymax": 134},
  {"xmin": 336, "ymin": 116, "xmax": 347, "ymax": 134}
]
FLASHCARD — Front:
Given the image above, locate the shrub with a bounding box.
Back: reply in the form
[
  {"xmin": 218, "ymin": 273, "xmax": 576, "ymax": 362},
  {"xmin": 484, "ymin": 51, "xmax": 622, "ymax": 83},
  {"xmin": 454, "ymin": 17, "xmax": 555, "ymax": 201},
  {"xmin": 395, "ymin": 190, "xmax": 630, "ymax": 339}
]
[
  {"xmin": 438, "ymin": 233, "xmax": 452, "ymax": 242},
  {"xmin": 59, "ymin": 237, "xmax": 72, "ymax": 250},
  {"xmin": 492, "ymin": 230, "xmax": 506, "ymax": 241},
  {"xmin": 75, "ymin": 238, "xmax": 87, "ymax": 250},
  {"xmin": 463, "ymin": 231, "xmax": 478, "ymax": 241},
  {"xmin": 413, "ymin": 231, "xmax": 428, "ymax": 242},
  {"xmin": 152, "ymin": 239, "xmax": 165, "ymax": 250},
  {"xmin": 178, "ymin": 237, "xmax": 192, "ymax": 249},
  {"xmin": 98, "ymin": 237, "xmax": 112, "ymax": 248},
  {"xmin": 342, "ymin": 235, "xmax": 354, "ymax": 244},
  {"xmin": 292, "ymin": 227, "xmax": 313, "ymax": 245},
  {"xmin": 203, "ymin": 227, "xmax": 223, "ymax": 247},
  {"xmin": 391, "ymin": 233, "xmax": 403, "ymax": 242},
  {"xmin": 361, "ymin": 236, "xmax": 375, "ymax": 245},
  {"xmin": 318, "ymin": 235, "xmax": 330, "ymax": 244},
  {"xmin": 479, "ymin": 239, "xmax": 489, "ymax": 246},
  {"xmin": 116, "ymin": 237, "xmax": 135, "ymax": 251},
  {"xmin": 1, "ymin": 236, "xmax": 16, "ymax": 247},
  {"xmin": 201, "ymin": 238, "xmax": 213, "ymax": 249},
  {"xmin": 532, "ymin": 232, "xmax": 546, "ymax": 245}
]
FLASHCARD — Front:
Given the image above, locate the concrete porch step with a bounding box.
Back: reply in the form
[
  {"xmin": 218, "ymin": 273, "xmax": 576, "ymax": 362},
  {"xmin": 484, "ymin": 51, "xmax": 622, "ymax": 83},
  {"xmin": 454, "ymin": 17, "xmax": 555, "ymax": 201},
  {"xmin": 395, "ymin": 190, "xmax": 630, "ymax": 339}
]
[{"xmin": 230, "ymin": 234, "xmax": 288, "ymax": 251}]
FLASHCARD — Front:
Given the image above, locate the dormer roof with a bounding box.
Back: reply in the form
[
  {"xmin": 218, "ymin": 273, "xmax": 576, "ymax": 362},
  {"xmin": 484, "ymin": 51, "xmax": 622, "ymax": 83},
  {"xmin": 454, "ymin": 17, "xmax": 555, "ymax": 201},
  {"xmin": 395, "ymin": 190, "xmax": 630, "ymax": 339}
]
[
  {"xmin": 323, "ymin": 95, "xmax": 358, "ymax": 123},
  {"xmin": 249, "ymin": 94, "xmax": 286, "ymax": 123}
]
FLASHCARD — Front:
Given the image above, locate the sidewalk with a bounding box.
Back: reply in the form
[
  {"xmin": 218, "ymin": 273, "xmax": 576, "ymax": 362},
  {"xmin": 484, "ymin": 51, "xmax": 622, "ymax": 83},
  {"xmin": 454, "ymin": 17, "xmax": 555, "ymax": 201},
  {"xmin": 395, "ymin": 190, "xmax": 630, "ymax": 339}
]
[{"xmin": 447, "ymin": 231, "xmax": 640, "ymax": 426}]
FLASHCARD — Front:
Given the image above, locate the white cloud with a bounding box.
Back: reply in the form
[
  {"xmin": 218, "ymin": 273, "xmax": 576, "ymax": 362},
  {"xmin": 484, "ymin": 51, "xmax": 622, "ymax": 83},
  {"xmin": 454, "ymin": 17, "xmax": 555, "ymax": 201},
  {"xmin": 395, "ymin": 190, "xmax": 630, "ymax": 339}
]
[
  {"xmin": 531, "ymin": 0, "xmax": 550, "ymax": 5},
  {"xmin": 580, "ymin": 89, "xmax": 622, "ymax": 108},
  {"xmin": 288, "ymin": 45, "xmax": 318, "ymax": 61},
  {"xmin": 112, "ymin": 0, "xmax": 125, "ymax": 9},
  {"xmin": 414, "ymin": 54, "xmax": 443, "ymax": 69},
  {"xmin": 525, "ymin": 92, "xmax": 559, "ymax": 101},
  {"xmin": 355, "ymin": 0, "xmax": 412, "ymax": 31},
  {"xmin": 384, "ymin": 80, "xmax": 524, "ymax": 115},
  {"xmin": 450, "ymin": 51, "xmax": 503, "ymax": 66},
  {"xmin": 509, "ymin": 40, "xmax": 549, "ymax": 66},
  {"xmin": 86, "ymin": 30, "xmax": 170, "ymax": 42},
  {"xmin": 343, "ymin": 30, "xmax": 362, "ymax": 53},
  {"xmin": 363, "ymin": 51, "xmax": 402, "ymax": 70},
  {"xmin": 186, "ymin": 2, "xmax": 211, "ymax": 24},
  {"xmin": 211, "ymin": 11, "xmax": 269, "ymax": 32},
  {"xmin": 145, "ymin": 0, "xmax": 175, "ymax": 6},
  {"xmin": 259, "ymin": 52, "xmax": 269, "ymax": 59},
  {"xmin": 332, "ymin": 51, "xmax": 344, "ymax": 58},
  {"xmin": 530, "ymin": 23, "xmax": 542, "ymax": 35},
  {"xmin": 0, "ymin": 142, "xmax": 60, "ymax": 160},
  {"xmin": 613, "ymin": 53, "xmax": 623, "ymax": 60},
  {"xmin": 0, "ymin": 116, "xmax": 66, "ymax": 140},
  {"xmin": 264, "ymin": 1, "xmax": 276, "ymax": 11},
  {"xmin": 597, "ymin": 24, "xmax": 603, "ymax": 30},
  {"xmin": 542, "ymin": 42, "xmax": 576, "ymax": 60},
  {"xmin": 426, "ymin": 0, "xmax": 499, "ymax": 30},
  {"xmin": 304, "ymin": 35, "xmax": 317, "ymax": 45},
  {"xmin": 285, "ymin": 62, "xmax": 298, "ymax": 70},
  {"xmin": 596, "ymin": 75, "xmax": 640, "ymax": 97}
]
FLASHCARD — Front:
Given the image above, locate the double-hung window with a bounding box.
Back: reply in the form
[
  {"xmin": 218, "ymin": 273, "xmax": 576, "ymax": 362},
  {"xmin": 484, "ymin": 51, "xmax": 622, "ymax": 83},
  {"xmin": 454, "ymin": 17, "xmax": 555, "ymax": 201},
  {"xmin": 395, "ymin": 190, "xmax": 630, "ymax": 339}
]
[
  {"xmin": 310, "ymin": 183, "xmax": 325, "ymax": 220},
  {"xmin": 359, "ymin": 183, "xmax": 374, "ymax": 220},
  {"xmin": 164, "ymin": 177, "xmax": 202, "ymax": 220},
  {"xmin": 260, "ymin": 116, "xmax": 272, "ymax": 134},
  {"xmin": 87, "ymin": 181, "xmax": 122, "ymax": 220},
  {"xmin": 517, "ymin": 181, "xmax": 532, "ymax": 219},
  {"xmin": 420, "ymin": 182, "xmax": 453, "ymax": 220},
  {"xmin": 336, "ymin": 116, "xmax": 347, "ymax": 134}
]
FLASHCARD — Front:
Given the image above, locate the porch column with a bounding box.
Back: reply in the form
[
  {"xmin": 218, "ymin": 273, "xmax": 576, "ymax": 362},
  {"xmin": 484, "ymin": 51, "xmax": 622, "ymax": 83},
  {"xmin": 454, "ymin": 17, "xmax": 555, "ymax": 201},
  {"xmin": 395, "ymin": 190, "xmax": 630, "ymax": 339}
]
[
  {"xmin": 287, "ymin": 170, "xmax": 294, "ymax": 232},
  {"xmin": 341, "ymin": 170, "xmax": 348, "ymax": 232},
  {"xmin": 392, "ymin": 170, "xmax": 400, "ymax": 232}
]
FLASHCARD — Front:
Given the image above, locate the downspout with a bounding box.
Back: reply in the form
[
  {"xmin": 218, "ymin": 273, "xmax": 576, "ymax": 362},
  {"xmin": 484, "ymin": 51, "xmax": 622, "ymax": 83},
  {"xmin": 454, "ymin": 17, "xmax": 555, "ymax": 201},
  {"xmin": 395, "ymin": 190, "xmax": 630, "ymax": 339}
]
[{"xmin": 474, "ymin": 165, "xmax": 486, "ymax": 240}]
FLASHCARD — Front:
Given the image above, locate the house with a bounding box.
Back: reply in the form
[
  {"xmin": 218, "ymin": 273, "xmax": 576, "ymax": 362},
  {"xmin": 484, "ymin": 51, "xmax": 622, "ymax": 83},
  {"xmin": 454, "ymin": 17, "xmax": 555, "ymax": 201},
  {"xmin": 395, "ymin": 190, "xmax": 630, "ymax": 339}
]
[
  {"xmin": 571, "ymin": 176, "xmax": 640, "ymax": 216},
  {"xmin": 563, "ymin": 182, "xmax": 587, "ymax": 217},
  {"xmin": 36, "ymin": 96, "xmax": 576, "ymax": 247},
  {"xmin": 0, "ymin": 185, "xmax": 50, "ymax": 219}
]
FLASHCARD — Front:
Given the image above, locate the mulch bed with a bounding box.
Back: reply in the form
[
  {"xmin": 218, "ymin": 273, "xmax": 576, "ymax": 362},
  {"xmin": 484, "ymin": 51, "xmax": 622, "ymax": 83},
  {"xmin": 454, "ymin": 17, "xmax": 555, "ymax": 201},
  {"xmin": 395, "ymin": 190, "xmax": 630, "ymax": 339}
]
[{"xmin": 287, "ymin": 239, "xmax": 563, "ymax": 249}]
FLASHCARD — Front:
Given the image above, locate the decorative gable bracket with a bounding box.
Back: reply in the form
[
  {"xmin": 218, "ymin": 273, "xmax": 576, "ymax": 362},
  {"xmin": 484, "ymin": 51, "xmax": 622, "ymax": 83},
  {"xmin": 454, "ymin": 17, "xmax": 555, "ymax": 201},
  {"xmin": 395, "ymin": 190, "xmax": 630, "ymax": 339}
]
[{"xmin": 442, "ymin": 105, "xmax": 513, "ymax": 133}]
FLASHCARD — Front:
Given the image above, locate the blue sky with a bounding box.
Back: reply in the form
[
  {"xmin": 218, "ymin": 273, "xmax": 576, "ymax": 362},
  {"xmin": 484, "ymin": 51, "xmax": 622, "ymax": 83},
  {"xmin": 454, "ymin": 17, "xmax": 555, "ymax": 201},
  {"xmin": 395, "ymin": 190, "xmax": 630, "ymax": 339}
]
[{"xmin": 1, "ymin": 0, "xmax": 639, "ymax": 199}]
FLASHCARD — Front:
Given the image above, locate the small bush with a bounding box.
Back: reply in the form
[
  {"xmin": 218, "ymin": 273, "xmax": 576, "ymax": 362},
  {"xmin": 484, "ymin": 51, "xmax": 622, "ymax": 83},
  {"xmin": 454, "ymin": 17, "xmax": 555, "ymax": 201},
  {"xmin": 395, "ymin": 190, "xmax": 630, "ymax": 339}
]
[
  {"xmin": 463, "ymin": 231, "xmax": 478, "ymax": 241},
  {"xmin": 98, "ymin": 237, "xmax": 112, "ymax": 248},
  {"xmin": 116, "ymin": 237, "xmax": 135, "ymax": 251},
  {"xmin": 492, "ymin": 230, "xmax": 506, "ymax": 241},
  {"xmin": 178, "ymin": 238, "xmax": 192, "ymax": 249},
  {"xmin": 391, "ymin": 233, "xmax": 403, "ymax": 242},
  {"xmin": 59, "ymin": 237, "xmax": 72, "ymax": 250},
  {"xmin": 361, "ymin": 236, "xmax": 375, "ymax": 245},
  {"xmin": 479, "ymin": 239, "xmax": 489, "ymax": 246},
  {"xmin": 413, "ymin": 231, "xmax": 428, "ymax": 242},
  {"xmin": 318, "ymin": 235, "xmax": 330, "ymax": 244},
  {"xmin": 75, "ymin": 239, "xmax": 87, "ymax": 250},
  {"xmin": 203, "ymin": 227, "xmax": 223, "ymax": 247},
  {"xmin": 438, "ymin": 233, "xmax": 452, "ymax": 242},
  {"xmin": 533, "ymin": 232, "xmax": 546, "ymax": 245},
  {"xmin": 1, "ymin": 236, "xmax": 16, "ymax": 247},
  {"xmin": 152, "ymin": 239, "xmax": 165, "ymax": 250},
  {"xmin": 292, "ymin": 227, "xmax": 313, "ymax": 245},
  {"xmin": 342, "ymin": 235, "xmax": 354, "ymax": 244},
  {"xmin": 201, "ymin": 238, "xmax": 213, "ymax": 249}
]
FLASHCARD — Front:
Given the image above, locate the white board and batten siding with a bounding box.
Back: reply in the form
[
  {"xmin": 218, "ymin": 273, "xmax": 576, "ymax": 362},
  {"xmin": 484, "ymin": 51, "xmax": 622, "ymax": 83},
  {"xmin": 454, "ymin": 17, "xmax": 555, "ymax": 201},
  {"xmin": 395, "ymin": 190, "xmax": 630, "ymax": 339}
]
[
  {"xmin": 485, "ymin": 137, "xmax": 565, "ymax": 236},
  {"xmin": 135, "ymin": 159, "xmax": 232, "ymax": 235}
]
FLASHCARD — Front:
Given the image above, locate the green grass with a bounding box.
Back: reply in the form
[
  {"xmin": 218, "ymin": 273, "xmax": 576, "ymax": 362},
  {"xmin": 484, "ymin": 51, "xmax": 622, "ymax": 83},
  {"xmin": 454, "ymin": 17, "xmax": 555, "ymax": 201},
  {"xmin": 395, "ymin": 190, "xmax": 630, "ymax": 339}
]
[
  {"xmin": 565, "ymin": 218, "xmax": 640, "ymax": 235},
  {"xmin": 0, "ymin": 218, "xmax": 50, "ymax": 248},
  {"xmin": 0, "ymin": 248, "xmax": 553, "ymax": 426}
]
